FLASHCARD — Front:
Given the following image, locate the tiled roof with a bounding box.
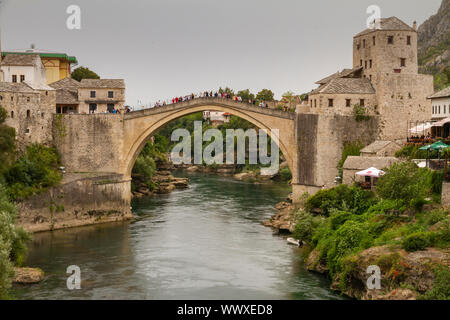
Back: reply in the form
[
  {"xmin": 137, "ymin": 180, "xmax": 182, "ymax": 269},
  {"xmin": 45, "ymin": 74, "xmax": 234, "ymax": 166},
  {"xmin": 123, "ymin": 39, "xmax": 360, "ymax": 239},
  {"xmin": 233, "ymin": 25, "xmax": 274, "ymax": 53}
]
[
  {"xmin": 315, "ymin": 67, "xmax": 363, "ymax": 85},
  {"xmin": 311, "ymin": 77, "xmax": 375, "ymax": 95},
  {"xmin": 0, "ymin": 82, "xmax": 35, "ymax": 93},
  {"xmin": 428, "ymin": 86, "xmax": 450, "ymax": 99},
  {"xmin": 49, "ymin": 77, "xmax": 81, "ymax": 90},
  {"xmin": 79, "ymin": 79, "xmax": 125, "ymax": 89},
  {"xmin": 343, "ymin": 156, "xmax": 400, "ymax": 170},
  {"xmin": 360, "ymin": 140, "xmax": 399, "ymax": 154},
  {"xmin": 0, "ymin": 53, "xmax": 42, "ymax": 66},
  {"xmin": 355, "ymin": 17, "xmax": 416, "ymax": 37},
  {"xmin": 55, "ymin": 89, "xmax": 79, "ymax": 105}
]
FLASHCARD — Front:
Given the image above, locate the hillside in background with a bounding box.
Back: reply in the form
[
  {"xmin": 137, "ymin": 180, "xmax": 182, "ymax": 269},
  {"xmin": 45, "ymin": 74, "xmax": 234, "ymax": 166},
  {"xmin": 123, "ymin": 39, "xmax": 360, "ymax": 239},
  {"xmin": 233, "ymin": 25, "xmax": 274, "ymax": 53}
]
[{"xmin": 418, "ymin": 0, "xmax": 449, "ymax": 91}]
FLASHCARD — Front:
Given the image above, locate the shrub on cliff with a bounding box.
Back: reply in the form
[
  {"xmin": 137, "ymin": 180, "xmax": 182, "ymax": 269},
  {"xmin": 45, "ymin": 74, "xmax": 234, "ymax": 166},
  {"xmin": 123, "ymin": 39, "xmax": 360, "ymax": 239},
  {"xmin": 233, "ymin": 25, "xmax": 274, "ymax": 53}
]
[
  {"xmin": 4, "ymin": 144, "xmax": 62, "ymax": 200},
  {"xmin": 376, "ymin": 162, "xmax": 433, "ymax": 203},
  {"xmin": 305, "ymin": 184, "xmax": 376, "ymax": 216},
  {"xmin": 0, "ymin": 184, "xmax": 31, "ymax": 299},
  {"xmin": 418, "ymin": 265, "xmax": 450, "ymax": 300}
]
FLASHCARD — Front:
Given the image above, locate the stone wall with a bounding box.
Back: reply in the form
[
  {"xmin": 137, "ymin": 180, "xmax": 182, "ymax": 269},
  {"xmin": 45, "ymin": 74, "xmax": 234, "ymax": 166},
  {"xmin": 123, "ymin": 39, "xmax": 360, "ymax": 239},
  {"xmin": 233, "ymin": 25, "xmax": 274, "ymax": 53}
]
[
  {"xmin": 293, "ymin": 113, "xmax": 379, "ymax": 201},
  {"xmin": 377, "ymin": 73, "xmax": 433, "ymax": 140},
  {"xmin": 53, "ymin": 114, "xmax": 124, "ymax": 174},
  {"xmin": 16, "ymin": 173, "xmax": 132, "ymax": 233}
]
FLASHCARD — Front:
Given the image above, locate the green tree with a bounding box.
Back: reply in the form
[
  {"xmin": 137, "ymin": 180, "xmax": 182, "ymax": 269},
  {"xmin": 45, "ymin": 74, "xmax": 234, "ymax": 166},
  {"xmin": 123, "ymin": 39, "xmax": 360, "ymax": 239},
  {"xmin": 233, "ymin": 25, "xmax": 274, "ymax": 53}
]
[
  {"xmin": 376, "ymin": 162, "xmax": 433, "ymax": 203},
  {"xmin": 256, "ymin": 89, "xmax": 274, "ymax": 102},
  {"xmin": 0, "ymin": 106, "xmax": 6, "ymax": 124},
  {"xmin": 71, "ymin": 66, "xmax": 100, "ymax": 82},
  {"xmin": 237, "ymin": 89, "xmax": 255, "ymax": 102},
  {"xmin": 0, "ymin": 107, "xmax": 16, "ymax": 176},
  {"xmin": 218, "ymin": 87, "xmax": 234, "ymax": 96}
]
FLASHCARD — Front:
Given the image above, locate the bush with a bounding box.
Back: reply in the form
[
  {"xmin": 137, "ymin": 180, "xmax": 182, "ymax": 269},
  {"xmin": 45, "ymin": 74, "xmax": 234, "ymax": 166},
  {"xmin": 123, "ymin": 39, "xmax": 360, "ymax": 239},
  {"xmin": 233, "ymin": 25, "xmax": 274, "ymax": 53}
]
[
  {"xmin": 0, "ymin": 184, "xmax": 31, "ymax": 299},
  {"xmin": 3, "ymin": 144, "xmax": 62, "ymax": 200},
  {"xmin": 279, "ymin": 167, "xmax": 292, "ymax": 181},
  {"xmin": 376, "ymin": 162, "xmax": 433, "ymax": 203},
  {"xmin": 305, "ymin": 184, "xmax": 376, "ymax": 216},
  {"xmin": 0, "ymin": 106, "xmax": 7, "ymax": 124},
  {"xmin": 353, "ymin": 104, "xmax": 370, "ymax": 122},
  {"xmin": 402, "ymin": 232, "xmax": 429, "ymax": 252},
  {"xmin": 418, "ymin": 266, "xmax": 450, "ymax": 300},
  {"xmin": 293, "ymin": 211, "xmax": 324, "ymax": 244}
]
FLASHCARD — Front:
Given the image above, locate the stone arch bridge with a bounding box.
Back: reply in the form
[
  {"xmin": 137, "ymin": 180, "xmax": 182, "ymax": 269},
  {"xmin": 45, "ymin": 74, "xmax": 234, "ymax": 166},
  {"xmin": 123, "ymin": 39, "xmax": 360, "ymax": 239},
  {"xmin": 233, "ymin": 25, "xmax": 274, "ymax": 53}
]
[{"xmin": 54, "ymin": 97, "xmax": 379, "ymax": 205}]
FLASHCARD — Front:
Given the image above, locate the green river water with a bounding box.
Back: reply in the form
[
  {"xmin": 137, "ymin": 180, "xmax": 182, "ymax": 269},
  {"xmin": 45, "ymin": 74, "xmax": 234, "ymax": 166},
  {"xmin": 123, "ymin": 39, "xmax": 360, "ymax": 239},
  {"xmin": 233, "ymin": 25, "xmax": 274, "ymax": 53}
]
[{"xmin": 12, "ymin": 172, "xmax": 343, "ymax": 300}]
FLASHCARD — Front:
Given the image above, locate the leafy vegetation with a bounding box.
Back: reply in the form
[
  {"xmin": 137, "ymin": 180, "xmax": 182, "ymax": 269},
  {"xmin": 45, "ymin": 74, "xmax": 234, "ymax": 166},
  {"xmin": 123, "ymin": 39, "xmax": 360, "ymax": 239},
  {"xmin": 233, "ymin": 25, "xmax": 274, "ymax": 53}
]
[
  {"xmin": 337, "ymin": 141, "xmax": 364, "ymax": 179},
  {"xmin": 0, "ymin": 184, "xmax": 31, "ymax": 299},
  {"xmin": 353, "ymin": 104, "xmax": 370, "ymax": 122},
  {"xmin": 3, "ymin": 144, "xmax": 62, "ymax": 201},
  {"xmin": 293, "ymin": 160, "xmax": 449, "ymax": 296},
  {"xmin": 71, "ymin": 66, "xmax": 100, "ymax": 82}
]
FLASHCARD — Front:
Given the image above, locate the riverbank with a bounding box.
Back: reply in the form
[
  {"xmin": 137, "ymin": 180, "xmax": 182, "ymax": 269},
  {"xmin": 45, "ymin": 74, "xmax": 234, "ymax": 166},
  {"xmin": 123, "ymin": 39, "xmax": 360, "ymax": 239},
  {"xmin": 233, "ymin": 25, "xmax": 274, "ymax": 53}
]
[{"xmin": 264, "ymin": 180, "xmax": 450, "ymax": 300}]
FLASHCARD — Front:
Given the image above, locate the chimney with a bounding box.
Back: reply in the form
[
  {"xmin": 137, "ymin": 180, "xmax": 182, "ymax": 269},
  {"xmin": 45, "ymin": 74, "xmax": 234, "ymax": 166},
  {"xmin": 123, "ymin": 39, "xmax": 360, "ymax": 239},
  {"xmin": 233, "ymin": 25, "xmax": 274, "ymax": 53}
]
[{"xmin": 413, "ymin": 21, "xmax": 417, "ymax": 30}]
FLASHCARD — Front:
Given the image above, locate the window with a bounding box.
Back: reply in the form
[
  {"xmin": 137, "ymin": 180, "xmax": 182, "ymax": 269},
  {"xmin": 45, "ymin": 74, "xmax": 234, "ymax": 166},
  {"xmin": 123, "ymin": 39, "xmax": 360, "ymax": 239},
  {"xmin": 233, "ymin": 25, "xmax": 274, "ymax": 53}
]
[
  {"xmin": 90, "ymin": 91, "xmax": 96, "ymax": 98},
  {"xmin": 41, "ymin": 112, "xmax": 44, "ymax": 118},
  {"xmin": 26, "ymin": 110, "xmax": 30, "ymax": 118},
  {"xmin": 369, "ymin": 60, "xmax": 372, "ymax": 68},
  {"xmin": 365, "ymin": 61, "xmax": 368, "ymax": 69},
  {"xmin": 360, "ymin": 99, "xmax": 365, "ymax": 107},
  {"xmin": 328, "ymin": 99, "xmax": 334, "ymax": 107},
  {"xmin": 11, "ymin": 96, "xmax": 13, "ymax": 102},
  {"xmin": 363, "ymin": 39, "xmax": 366, "ymax": 48},
  {"xmin": 10, "ymin": 111, "xmax": 14, "ymax": 118},
  {"xmin": 373, "ymin": 36, "xmax": 376, "ymax": 46},
  {"xmin": 439, "ymin": 106, "xmax": 441, "ymax": 114},
  {"xmin": 314, "ymin": 99, "xmax": 317, "ymax": 108},
  {"xmin": 357, "ymin": 42, "xmax": 360, "ymax": 50},
  {"xmin": 346, "ymin": 99, "xmax": 351, "ymax": 107},
  {"xmin": 20, "ymin": 75, "xmax": 25, "ymax": 82},
  {"xmin": 25, "ymin": 128, "xmax": 30, "ymax": 134},
  {"xmin": 57, "ymin": 107, "xmax": 61, "ymax": 114},
  {"xmin": 400, "ymin": 58, "xmax": 406, "ymax": 67},
  {"xmin": 407, "ymin": 36, "xmax": 411, "ymax": 45},
  {"xmin": 388, "ymin": 36, "xmax": 394, "ymax": 44},
  {"xmin": 12, "ymin": 75, "xmax": 17, "ymax": 83},
  {"xmin": 360, "ymin": 59, "xmax": 363, "ymax": 67},
  {"xmin": 45, "ymin": 91, "xmax": 48, "ymax": 96},
  {"xmin": 107, "ymin": 104, "xmax": 115, "ymax": 113},
  {"xmin": 445, "ymin": 105, "xmax": 447, "ymax": 114},
  {"xmin": 27, "ymin": 97, "xmax": 30, "ymax": 102},
  {"xmin": 0, "ymin": 95, "xmax": 2, "ymax": 100},
  {"xmin": 108, "ymin": 91, "xmax": 114, "ymax": 98},
  {"xmin": 370, "ymin": 75, "xmax": 372, "ymax": 81}
]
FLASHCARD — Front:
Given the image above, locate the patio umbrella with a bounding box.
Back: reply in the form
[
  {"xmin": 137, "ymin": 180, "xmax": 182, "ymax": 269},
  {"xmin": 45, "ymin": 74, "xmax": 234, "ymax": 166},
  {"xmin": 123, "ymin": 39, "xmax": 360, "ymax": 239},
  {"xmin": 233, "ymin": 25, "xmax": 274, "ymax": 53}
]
[
  {"xmin": 431, "ymin": 141, "xmax": 449, "ymax": 150},
  {"xmin": 356, "ymin": 167, "xmax": 385, "ymax": 178},
  {"xmin": 419, "ymin": 144, "xmax": 432, "ymax": 151}
]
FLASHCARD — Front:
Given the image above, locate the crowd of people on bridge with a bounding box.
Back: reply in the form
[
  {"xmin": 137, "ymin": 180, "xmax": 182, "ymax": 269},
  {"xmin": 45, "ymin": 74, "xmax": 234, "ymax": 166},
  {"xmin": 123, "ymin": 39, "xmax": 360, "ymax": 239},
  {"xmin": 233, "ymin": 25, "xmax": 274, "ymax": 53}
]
[{"xmin": 151, "ymin": 91, "xmax": 269, "ymax": 108}]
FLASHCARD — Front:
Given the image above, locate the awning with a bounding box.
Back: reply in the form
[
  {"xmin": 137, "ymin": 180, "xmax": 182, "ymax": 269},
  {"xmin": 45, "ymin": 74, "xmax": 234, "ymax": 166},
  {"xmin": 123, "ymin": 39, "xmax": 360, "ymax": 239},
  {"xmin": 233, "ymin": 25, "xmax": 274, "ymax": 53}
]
[
  {"xmin": 432, "ymin": 118, "xmax": 450, "ymax": 127},
  {"xmin": 356, "ymin": 167, "xmax": 385, "ymax": 178},
  {"xmin": 409, "ymin": 122, "xmax": 432, "ymax": 133}
]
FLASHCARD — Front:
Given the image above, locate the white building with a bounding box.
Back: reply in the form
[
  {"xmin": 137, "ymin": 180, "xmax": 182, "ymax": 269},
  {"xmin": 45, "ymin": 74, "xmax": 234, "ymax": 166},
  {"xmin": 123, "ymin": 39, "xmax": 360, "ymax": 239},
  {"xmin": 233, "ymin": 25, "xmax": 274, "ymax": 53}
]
[
  {"xmin": 0, "ymin": 54, "xmax": 53, "ymax": 90},
  {"xmin": 430, "ymin": 87, "xmax": 450, "ymax": 120},
  {"xmin": 203, "ymin": 111, "xmax": 231, "ymax": 124}
]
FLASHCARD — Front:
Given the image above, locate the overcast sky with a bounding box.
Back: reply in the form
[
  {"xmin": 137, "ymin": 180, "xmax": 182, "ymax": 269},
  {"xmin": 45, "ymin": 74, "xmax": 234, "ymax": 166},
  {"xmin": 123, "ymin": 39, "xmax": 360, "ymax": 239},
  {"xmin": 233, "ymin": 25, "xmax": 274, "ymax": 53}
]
[{"xmin": 0, "ymin": 0, "xmax": 442, "ymax": 106}]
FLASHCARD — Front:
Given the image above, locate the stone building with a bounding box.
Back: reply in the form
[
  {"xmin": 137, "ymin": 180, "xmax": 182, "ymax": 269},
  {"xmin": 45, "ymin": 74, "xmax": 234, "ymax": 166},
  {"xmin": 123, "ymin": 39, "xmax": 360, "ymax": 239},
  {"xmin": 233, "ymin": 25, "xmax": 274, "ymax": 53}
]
[
  {"xmin": 359, "ymin": 140, "xmax": 402, "ymax": 157},
  {"xmin": 77, "ymin": 79, "xmax": 125, "ymax": 114},
  {"xmin": 49, "ymin": 77, "xmax": 81, "ymax": 114},
  {"xmin": 1, "ymin": 48, "xmax": 78, "ymax": 84},
  {"xmin": 308, "ymin": 17, "xmax": 434, "ymax": 141},
  {"xmin": 429, "ymin": 86, "xmax": 450, "ymax": 120}
]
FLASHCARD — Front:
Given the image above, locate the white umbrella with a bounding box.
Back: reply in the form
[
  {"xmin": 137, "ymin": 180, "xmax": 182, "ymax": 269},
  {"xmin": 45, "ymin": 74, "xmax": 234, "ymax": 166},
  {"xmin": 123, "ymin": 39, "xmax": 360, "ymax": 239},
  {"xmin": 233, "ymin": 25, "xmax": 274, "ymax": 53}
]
[{"xmin": 356, "ymin": 167, "xmax": 385, "ymax": 178}]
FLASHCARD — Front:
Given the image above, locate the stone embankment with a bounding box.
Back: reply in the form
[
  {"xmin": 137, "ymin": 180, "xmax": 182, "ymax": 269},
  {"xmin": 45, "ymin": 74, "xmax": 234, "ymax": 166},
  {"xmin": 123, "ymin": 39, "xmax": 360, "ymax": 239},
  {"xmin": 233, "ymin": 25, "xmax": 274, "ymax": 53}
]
[{"xmin": 262, "ymin": 195, "xmax": 295, "ymax": 233}]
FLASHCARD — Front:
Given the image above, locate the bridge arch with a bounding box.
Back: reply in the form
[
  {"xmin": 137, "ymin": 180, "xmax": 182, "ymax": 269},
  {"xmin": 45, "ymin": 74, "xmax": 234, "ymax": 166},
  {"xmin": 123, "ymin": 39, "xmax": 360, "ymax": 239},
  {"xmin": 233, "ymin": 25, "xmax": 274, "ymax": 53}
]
[{"xmin": 121, "ymin": 98, "xmax": 296, "ymax": 181}]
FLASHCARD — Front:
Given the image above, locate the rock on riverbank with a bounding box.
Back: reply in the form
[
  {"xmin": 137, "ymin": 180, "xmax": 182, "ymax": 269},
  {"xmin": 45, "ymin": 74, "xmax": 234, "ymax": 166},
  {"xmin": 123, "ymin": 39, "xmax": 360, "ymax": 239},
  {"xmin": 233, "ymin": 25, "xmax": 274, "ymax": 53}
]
[
  {"xmin": 262, "ymin": 196, "xmax": 295, "ymax": 233},
  {"xmin": 13, "ymin": 267, "xmax": 44, "ymax": 284},
  {"xmin": 307, "ymin": 245, "xmax": 450, "ymax": 300}
]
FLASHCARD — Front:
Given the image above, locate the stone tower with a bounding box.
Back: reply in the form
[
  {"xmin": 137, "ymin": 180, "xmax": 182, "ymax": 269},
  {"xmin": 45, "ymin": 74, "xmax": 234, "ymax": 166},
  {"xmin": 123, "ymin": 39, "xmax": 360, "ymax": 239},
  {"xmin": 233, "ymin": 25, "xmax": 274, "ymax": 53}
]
[{"xmin": 353, "ymin": 17, "xmax": 433, "ymax": 140}]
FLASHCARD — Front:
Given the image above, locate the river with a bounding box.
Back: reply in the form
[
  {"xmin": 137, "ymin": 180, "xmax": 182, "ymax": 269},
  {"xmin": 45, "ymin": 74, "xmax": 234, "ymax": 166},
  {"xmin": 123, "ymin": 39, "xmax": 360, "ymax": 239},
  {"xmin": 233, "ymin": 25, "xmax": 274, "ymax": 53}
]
[{"xmin": 12, "ymin": 172, "xmax": 342, "ymax": 300}]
